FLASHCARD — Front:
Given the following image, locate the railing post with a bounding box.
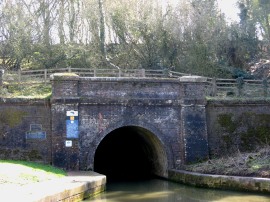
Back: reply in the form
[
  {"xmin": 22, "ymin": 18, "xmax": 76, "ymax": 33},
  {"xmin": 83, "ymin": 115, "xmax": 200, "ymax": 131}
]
[
  {"xmin": 236, "ymin": 77, "xmax": 244, "ymax": 97},
  {"xmin": 44, "ymin": 69, "xmax": 48, "ymax": 83},
  {"xmin": 212, "ymin": 77, "xmax": 217, "ymax": 97},
  {"xmin": 0, "ymin": 69, "xmax": 3, "ymax": 86},
  {"xmin": 141, "ymin": 69, "xmax": 145, "ymax": 77},
  {"xmin": 94, "ymin": 68, "xmax": 97, "ymax": 77},
  {"xmin": 18, "ymin": 69, "xmax": 21, "ymax": 82},
  {"xmin": 68, "ymin": 66, "xmax": 71, "ymax": 73},
  {"xmin": 262, "ymin": 78, "xmax": 268, "ymax": 97},
  {"xmin": 163, "ymin": 68, "xmax": 169, "ymax": 77},
  {"xmin": 118, "ymin": 69, "xmax": 121, "ymax": 77}
]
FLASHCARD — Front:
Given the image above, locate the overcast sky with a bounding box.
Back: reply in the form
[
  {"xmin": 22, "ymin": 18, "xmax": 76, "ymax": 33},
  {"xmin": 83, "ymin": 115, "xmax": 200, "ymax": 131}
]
[{"xmin": 218, "ymin": 0, "xmax": 239, "ymax": 23}]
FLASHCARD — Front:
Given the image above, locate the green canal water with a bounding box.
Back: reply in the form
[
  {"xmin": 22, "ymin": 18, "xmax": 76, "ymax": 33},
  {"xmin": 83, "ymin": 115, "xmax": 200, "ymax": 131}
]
[{"xmin": 87, "ymin": 179, "xmax": 270, "ymax": 202}]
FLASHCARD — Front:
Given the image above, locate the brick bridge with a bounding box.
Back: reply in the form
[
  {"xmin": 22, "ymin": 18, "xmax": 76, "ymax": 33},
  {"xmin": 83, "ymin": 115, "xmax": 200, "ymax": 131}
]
[{"xmin": 51, "ymin": 74, "xmax": 209, "ymax": 179}]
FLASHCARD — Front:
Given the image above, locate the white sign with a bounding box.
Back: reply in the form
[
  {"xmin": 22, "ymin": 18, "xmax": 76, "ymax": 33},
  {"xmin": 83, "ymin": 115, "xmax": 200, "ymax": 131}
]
[
  {"xmin": 65, "ymin": 140, "xmax": 72, "ymax": 147},
  {"xmin": 66, "ymin": 111, "xmax": 78, "ymax": 116}
]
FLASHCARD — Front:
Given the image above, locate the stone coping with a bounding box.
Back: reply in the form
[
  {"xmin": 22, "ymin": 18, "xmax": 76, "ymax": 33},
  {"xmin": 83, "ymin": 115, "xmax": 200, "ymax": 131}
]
[
  {"xmin": 0, "ymin": 171, "xmax": 106, "ymax": 202},
  {"xmin": 78, "ymin": 75, "xmax": 208, "ymax": 83},
  {"xmin": 50, "ymin": 73, "xmax": 80, "ymax": 80},
  {"xmin": 79, "ymin": 76, "xmax": 180, "ymax": 83},
  {"xmin": 179, "ymin": 76, "xmax": 207, "ymax": 82},
  {"xmin": 207, "ymin": 98, "xmax": 270, "ymax": 105},
  {"xmin": 168, "ymin": 169, "xmax": 270, "ymax": 194}
]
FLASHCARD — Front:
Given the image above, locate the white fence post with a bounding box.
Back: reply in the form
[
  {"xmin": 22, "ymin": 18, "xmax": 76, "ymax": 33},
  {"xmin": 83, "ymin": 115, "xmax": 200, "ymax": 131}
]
[
  {"xmin": 0, "ymin": 69, "xmax": 3, "ymax": 86},
  {"xmin": 141, "ymin": 69, "xmax": 145, "ymax": 77},
  {"xmin": 18, "ymin": 69, "xmax": 21, "ymax": 82},
  {"xmin": 118, "ymin": 69, "xmax": 122, "ymax": 77},
  {"xmin": 44, "ymin": 69, "xmax": 48, "ymax": 83},
  {"xmin": 212, "ymin": 78, "xmax": 217, "ymax": 96}
]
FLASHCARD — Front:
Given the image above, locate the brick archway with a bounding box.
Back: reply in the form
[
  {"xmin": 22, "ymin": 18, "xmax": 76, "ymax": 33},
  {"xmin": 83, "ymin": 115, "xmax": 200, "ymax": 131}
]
[{"xmin": 93, "ymin": 126, "xmax": 168, "ymax": 180}]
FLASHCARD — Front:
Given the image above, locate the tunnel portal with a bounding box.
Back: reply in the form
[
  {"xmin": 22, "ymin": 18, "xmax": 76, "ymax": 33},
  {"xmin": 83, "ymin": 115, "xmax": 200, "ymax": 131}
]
[{"xmin": 94, "ymin": 126, "xmax": 167, "ymax": 181}]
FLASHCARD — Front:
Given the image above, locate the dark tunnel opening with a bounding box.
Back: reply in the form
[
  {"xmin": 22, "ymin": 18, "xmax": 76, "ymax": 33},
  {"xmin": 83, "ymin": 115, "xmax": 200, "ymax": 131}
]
[{"xmin": 94, "ymin": 126, "xmax": 166, "ymax": 182}]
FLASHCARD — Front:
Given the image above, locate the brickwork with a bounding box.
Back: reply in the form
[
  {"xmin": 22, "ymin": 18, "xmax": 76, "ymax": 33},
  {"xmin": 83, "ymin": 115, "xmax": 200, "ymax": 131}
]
[
  {"xmin": 207, "ymin": 99, "xmax": 270, "ymax": 157},
  {"xmin": 50, "ymin": 75, "xmax": 209, "ymax": 176},
  {"xmin": 0, "ymin": 75, "xmax": 210, "ymax": 175},
  {"xmin": 79, "ymin": 104, "xmax": 181, "ymax": 172},
  {"xmin": 0, "ymin": 98, "xmax": 51, "ymax": 163},
  {"xmin": 50, "ymin": 73, "xmax": 79, "ymax": 98},
  {"xmin": 2, "ymin": 74, "xmax": 270, "ymax": 176}
]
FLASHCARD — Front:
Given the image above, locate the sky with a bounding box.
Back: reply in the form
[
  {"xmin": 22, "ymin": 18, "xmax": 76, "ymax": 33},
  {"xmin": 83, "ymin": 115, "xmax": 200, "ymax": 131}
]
[
  {"xmin": 218, "ymin": 0, "xmax": 240, "ymax": 23},
  {"xmin": 161, "ymin": 0, "xmax": 240, "ymax": 23}
]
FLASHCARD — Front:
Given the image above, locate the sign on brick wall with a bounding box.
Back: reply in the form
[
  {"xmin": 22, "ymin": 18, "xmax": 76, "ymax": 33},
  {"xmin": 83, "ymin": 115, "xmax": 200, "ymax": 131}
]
[
  {"xmin": 26, "ymin": 124, "xmax": 46, "ymax": 139},
  {"xmin": 66, "ymin": 110, "xmax": 79, "ymax": 138}
]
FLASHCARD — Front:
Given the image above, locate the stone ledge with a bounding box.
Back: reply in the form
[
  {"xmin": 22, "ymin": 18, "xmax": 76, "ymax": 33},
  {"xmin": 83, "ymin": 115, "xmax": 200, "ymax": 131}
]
[
  {"xmin": 79, "ymin": 98, "xmax": 181, "ymax": 106},
  {"xmin": 179, "ymin": 76, "xmax": 207, "ymax": 82},
  {"xmin": 207, "ymin": 98, "xmax": 270, "ymax": 106},
  {"xmin": 168, "ymin": 169, "xmax": 270, "ymax": 194},
  {"xmin": 50, "ymin": 73, "xmax": 79, "ymax": 80},
  {"xmin": 79, "ymin": 76, "xmax": 180, "ymax": 83},
  {"xmin": 0, "ymin": 171, "xmax": 106, "ymax": 202}
]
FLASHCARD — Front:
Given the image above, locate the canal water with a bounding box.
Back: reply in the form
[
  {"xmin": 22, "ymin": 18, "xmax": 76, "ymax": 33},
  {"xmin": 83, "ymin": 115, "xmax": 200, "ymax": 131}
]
[{"xmin": 86, "ymin": 179, "xmax": 270, "ymax": 202}]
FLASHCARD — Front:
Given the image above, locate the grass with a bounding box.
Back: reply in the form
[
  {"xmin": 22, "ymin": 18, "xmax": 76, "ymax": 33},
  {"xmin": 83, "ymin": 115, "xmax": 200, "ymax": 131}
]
[
  {"xmin": 0, "ymin": 160, "xmax": 66, "ymax": 186},
  {"xmin": 184, "ymin": 146, "xmax": 270, "ymax": 178},
  {"xmin": 0, "ymin": 82, "xmax": 51, "ymax": 98}
]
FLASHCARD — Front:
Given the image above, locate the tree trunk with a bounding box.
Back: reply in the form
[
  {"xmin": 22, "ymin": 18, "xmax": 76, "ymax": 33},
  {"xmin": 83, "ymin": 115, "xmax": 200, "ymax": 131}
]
[
  {"xmin": 58, "ymin": 0, "xmax": 65, "ymax": 44},
  {"xmin": 69, "ymin": 0, "xmax": 76, "ymax": 42},
  {"xmin": 98, "ymin": 0, "xmax": 106, "ymax": 58}
]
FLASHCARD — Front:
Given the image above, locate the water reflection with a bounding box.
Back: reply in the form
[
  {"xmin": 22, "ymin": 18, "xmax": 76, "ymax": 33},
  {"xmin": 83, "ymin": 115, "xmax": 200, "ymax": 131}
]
[{"xmin": 87, "ymin": 179, "xmax": 270, "ymax": 202}]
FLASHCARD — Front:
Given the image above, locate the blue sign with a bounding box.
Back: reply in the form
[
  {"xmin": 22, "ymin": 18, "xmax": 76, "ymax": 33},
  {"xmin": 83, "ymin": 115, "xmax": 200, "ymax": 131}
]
[
  {"xmin": 26, "ymin": 124, "xmax": 46, "ymax": 140},
  {"xmin": 26, "ymin": 131, "xmax": 46, "ymax": 139},
  {"xmin": 66, "ymin": 111, "xmax": 79, "ymax": 138}
]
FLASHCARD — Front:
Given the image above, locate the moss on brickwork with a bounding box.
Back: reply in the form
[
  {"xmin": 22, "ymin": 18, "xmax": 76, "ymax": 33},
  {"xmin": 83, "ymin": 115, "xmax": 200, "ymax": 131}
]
[
  {"xmin": 240, "ymin": 127, "xmax": 270, "ymax": 151},
  {"xmin": 240, "ymin": 113, "xmax": 270, "ymax": 151},
  {"xmin": 217, "ymin": 113, "xmax": 270, "ymax": 153},
  {"xmin": 0, "ymin": 108, "xmax": 27, "ymax": 127},
  {"xmin": 218, "ymin": 113, "xmax": 237, "ymax": 133},
  {"xmin": 0, "ymin": 148, "xmax": 43, "ymax": 161},
  {"xmin": 27, "ymin": 150, "xmax": 43, "ymax": 161}
]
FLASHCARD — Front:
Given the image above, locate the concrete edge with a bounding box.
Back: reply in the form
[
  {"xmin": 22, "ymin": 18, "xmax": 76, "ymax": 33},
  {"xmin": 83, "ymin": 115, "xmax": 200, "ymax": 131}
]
[
  {"xmin": 1, "ymin": 171, "xmax": 106, "ymax": 202},
  {"xmin": 168, "ymin": 169, "xmax": 270, "ymax": 194},
  {"xmin": 37, "ymin": 171, "xmax": 106, "ymax": 202}
]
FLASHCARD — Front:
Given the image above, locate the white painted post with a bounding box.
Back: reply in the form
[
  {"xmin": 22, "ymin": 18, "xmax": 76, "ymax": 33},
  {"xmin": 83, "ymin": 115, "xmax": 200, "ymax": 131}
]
[
  {"xmin": 141, "ymin": 69, "xmax": 145, "ymax": 77},
  {"xmin": 212, "ymin": 77, "xmax": 217, "ymax": 96},
  {"xmin": 44, "ymin": 69, "xmax": 47, "ymax": 83},
  {"xmin": 18, "ymin": 69, "xmax": 21, "ymax": 82},
  {"xmin": 118, "ymin": 69, "xmax": 122, "ymax": 77},
  {"xmin": 0, "ymin": 69, "xmax": 3, "ymax": 86}
]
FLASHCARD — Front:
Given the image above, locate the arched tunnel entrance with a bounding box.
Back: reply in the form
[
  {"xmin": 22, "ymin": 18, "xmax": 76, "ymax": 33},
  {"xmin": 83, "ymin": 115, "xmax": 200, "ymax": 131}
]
[{"xmin": 94, "ymin": 126, "xmax": 167, "ymax": 181}]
